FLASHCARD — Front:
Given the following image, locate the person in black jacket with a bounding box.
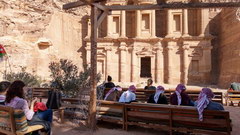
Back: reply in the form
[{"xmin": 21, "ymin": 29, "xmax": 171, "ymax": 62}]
[
  {"xmin": 144, "ymin": 79, "xmax": 156, "ymax": 90},
  {"xmin": 104, "ymin": 75, "xmax": 115, "ymax": 88},
  {"xmin": 147, "ymin": 85, "xmax": 168, "ymax": 104}
]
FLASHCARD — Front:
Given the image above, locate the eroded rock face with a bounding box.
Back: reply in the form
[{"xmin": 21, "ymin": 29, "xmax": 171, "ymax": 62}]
[
  {"xmin": 0, "ymin": 0, "xmax": 90, "ymax": 81},
  {"xmin": 218, "ymin": 8, "xmax": 240, "ymax": 88}
]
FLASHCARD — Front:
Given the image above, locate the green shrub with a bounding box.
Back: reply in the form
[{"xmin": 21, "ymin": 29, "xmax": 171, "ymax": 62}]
[
  {"xmin": 49, "ymin": 59, "xmax": 101, "ymax": 97},
  {"xmin": 4, "ymin": 67, "xmax": 41, "ymax": 87}
]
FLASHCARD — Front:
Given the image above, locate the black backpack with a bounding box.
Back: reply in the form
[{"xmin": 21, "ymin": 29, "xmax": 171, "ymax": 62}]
[{"xmin": 46, "ymin": 90, "xmax": 62, "ymax": 109}]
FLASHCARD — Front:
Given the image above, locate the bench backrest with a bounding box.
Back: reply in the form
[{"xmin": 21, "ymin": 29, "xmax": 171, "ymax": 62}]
[
  {"xmin": 125, "ymin": 103, "xmax": 231, "ymax": 134},
  {"xmin": 97, "ymin": 100, "xmax": 125, "ymax": 118},
  {"xmin": 104, "ymin": 88, "xmax": 223, "ymax": 104},
  {"xmin": 0, "ymin": 105, "xmax": 28, "ymax": 135},
  {"xmin": 32, "ymin": 87, "xmax": 53, "ymax": 101}
]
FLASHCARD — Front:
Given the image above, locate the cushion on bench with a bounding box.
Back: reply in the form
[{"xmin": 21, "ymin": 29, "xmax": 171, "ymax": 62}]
[
  {"xmin": 0, "ymin": 109, "xmax": 28, "ymax": 132},
  {"xmin": 14, "ymin": 110, "xmax": 28, "ymax": 132}
]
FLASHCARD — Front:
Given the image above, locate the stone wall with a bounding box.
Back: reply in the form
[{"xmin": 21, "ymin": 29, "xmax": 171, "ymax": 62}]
[
  {"xmin": 218, "ymin": 8, "xmax": 240, "ymax": 88},
  {"xmin": 0, "ymin": 0, "xmax": 90, "ymax": 81}
]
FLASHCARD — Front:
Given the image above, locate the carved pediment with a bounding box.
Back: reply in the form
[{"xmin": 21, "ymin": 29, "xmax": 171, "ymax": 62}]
[
  {"xmin": 189, "ymin": 48, "xmax": 202, "ymax": 57},
  {"xmin": 136, "ymin": 47, "xmax": 156, "ymax": 57},
  {"xmin": 97, "ymin": 49, "xmax": 106, "ymax": 57}
]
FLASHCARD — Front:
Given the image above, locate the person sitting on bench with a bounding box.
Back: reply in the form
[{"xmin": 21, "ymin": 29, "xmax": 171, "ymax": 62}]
[
  {"xmin": 5, "ymin": 80, "xmax": 53, "ymax": 135},
  {"xmin": 147, "ymin": 85, "xmax": 168, "ymax": 104},
  {"xmin": 119, "ymin": 85, "xmax": 136, "ymax": 103},
  {"xmin": 0, "ymin": 81, "xmax": 11, "ymax": 105},
  {"xmin": 104, "ymin": 86, "xmax": 122, "ymax": 101},
  {"xmin": 170, "ymin": 84, "xmax": 192, "ymax": 106},
  {"xmin": 144, "ymin": 79, "xmax": 156, "ymax": 90},
  {"xmin": 195, "ymin": 88, "xmax": 224, "ymax": 121}
]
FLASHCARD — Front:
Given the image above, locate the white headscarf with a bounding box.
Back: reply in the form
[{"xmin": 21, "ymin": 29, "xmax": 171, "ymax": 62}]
[
  {"xmin": 154, "ymin": 86, "xmax": 165, "ymax": 103},
  {"xmin": 175, "ymin": 84, "xmax": 186, "ymax": 105}
]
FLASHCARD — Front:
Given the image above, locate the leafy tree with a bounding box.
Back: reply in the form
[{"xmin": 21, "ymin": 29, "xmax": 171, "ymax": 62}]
[{"xmin": 49, "ymin": 59, "xmax": 101, "ymax": 97}]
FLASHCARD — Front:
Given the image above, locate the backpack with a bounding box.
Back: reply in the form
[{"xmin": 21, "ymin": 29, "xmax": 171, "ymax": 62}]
[
  {"xmin": 46, "ymin": 90, "xmax": 62, "ymax": 109},
  {"xmin": 230, "ymin": 82, "xmax": 240, "ymax": 91}
]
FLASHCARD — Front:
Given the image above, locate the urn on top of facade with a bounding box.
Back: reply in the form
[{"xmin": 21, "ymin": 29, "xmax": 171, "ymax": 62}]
[
  {"xmin": 106, "ymin": 0, "xmax": 128, "ymax": 5},
  {"xmin": 165, "ymin": 0, "xmax": 191, "ymax": 3},
  {"xmin": 133, "ymin": 0, "xmax": 157, "ymax": 5}
]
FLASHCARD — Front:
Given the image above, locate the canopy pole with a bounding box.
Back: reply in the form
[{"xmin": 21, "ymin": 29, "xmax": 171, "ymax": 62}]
[{"xmin": 88, "ymin": 3, "xmax": 98, "ymax": 130}]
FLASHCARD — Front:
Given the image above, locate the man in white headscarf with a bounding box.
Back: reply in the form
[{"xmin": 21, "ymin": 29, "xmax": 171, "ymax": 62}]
[
  {"xmin": 119, "ymin": 85, "xmax": 136, "ymax": 103},
  {"xmin": 147, "ymin": 86, "xmax": 168, "ymax": 104},
  {"xmin": 195, "ymin": 88, "xmax": 224, "ymax": 121},
  {"xmin": 170, "ymin": 84, "xmax": 191, "ymax": 106}
]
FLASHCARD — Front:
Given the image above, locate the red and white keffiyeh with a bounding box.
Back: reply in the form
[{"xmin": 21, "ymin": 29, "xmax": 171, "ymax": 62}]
[
  {"xmin": 196, "ymin": 88, "xmax": 214, "ymax": 121},
  {"xmin": 104, "ymin": 87, "xmax": 122, "ymax": 100}
]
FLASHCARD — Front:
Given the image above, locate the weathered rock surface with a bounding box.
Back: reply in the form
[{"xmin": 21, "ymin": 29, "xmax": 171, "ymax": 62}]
[
  {"xmin": 0, "ymin": 0, "xmax": 90, "ymax": 81},
  {"xmin": 218, "ymin": 8, "xmax": 240, "ymax": 88}
]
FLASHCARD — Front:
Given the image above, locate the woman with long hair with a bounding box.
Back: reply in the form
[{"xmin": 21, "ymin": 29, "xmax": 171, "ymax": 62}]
[
  {"xmin": 5, "ymin": 80, "xmax": 37, "ymax": 120},
  {"xmin": 5, "ymin": 80, "xmax": 53, "ymax": 135}
]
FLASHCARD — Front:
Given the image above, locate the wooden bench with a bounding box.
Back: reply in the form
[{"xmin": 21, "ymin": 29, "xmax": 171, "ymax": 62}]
[
  {"xmin": 97, "ymin": 100, "xmax": 125, "ymax": 129},
  {"xmin": 31, "ymin": 88, "xmax": 53, "ymax": 102},
  {"xmin": 226, "ymin": 90, "xmax": 240, "ymax": 106},
  {"xmin": 104, "ymin": 88, "xmax": 223, "ymax": 104},
  {"xmin": 0, "ymin": 105, "xmax": 45, "ymax": 135},
  {"xmin": 60, "ymin": 99, "xmax": 125, "ymax": 129},
  {"xmin": 125, "ymin": 103, "xmax": 231, "ymax": 135}
]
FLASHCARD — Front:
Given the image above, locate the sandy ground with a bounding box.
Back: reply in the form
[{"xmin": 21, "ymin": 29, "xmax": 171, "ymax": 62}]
[{"xmin": 52, "ymin": 106, "xmax": 240, "ymax": 135}]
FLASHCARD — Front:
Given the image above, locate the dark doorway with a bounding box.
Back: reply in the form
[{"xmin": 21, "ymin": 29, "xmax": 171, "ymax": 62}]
[{"xmin": 140, "ymin": 57, "xmax": 151, "ymax": 78}]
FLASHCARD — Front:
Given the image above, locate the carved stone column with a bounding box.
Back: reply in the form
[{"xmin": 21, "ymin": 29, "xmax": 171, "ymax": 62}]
[
  {"xmin": 166, "ymin": 41, "xmax": 174, "ymax": 84},
  {"xmin": 105, "ymin": 46, "xmax": 112, "ymax": 80},
  {"xmin": 107, "ymin": 15, "xmax": 112, "ymax": 37},
  {"xmin": 136, "ymin": 10, "xmax": 141, "ymax": 38},
  {"xmin": 166, "ymin": 10, "xmax": 173, "ymax": 37},
  {"xmin": 202, "ymin": 44, "xmax": 213, "ymax": 72},
  {"xmin": 182, "ymin": 44, "xmax": 189, "ymax": 84},
  {"xmin": 182, "ymin": 9, "xmax": 190, "ymax": 37},
  {"xmin": 154, "ymin": 42, "xmax": 163, "ymax": 84},
  {"xmin": 87, "ymin": 19, "xmax": 91, "ymax": 38},
  {"xmin": 151, "ymin": 10, "xmax": 156, "ymax": 38},
  {"xmin": 201, "ymin": 44, "xmax": 213, "ymax": 83},
  {"xmin": 129, "ymin": 46, "xmax": 137, "ymax": 82},
  {"xmin": 200, "ymin": 9, "xmax": 210, "ymax": 37},
  {"xmin": 121, "ymin": 10, "xmax": 126, "ymax": 38},
  {"xmin": 85, "ymin": 44, "xmax": 91, "ymax": 65},
  {"xmin": 119, "ymin": 42, "xmax": 127, "ymax": 82}
]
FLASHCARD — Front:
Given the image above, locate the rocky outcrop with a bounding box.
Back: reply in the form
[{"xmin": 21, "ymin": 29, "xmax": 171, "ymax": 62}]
[
  {"xmin": 218, "ymin": 8, "xmax": 240, "ymax": 88},
  {"xmin": 0, "ymin": 0, "xmax": 90, "ymax": 81}
]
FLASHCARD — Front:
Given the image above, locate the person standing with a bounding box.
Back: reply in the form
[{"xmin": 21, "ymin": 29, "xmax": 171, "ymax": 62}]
[
  {"xmin": 104, "ymin": 75, "xmax": 115, "ymax": 89},
  {"xmin": 144, "ymin": 79, "xmax": 156, "ymax": 90}
]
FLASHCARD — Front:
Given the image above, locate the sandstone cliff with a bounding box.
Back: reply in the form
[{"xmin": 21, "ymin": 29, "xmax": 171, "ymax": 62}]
[
  {"xmin": 0, "ymin": 0, "xmax": 90, "ymax": 81},
  {"xmin": 218, "ymin": 8, "xmax": 240, "ymax": 88}
]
